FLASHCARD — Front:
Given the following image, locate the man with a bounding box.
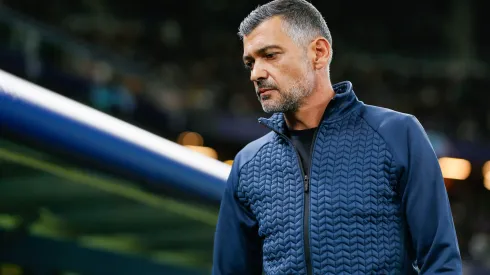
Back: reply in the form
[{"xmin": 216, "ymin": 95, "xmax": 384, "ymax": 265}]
[{"xmin": 212, "ymin": 0, "xmax": 462, "ymax": 274}]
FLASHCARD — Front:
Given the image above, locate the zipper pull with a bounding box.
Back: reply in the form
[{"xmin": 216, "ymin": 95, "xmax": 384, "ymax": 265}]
[{"xmin": 304, "ymin": 175, "xmax": 309, "ymax": 193}]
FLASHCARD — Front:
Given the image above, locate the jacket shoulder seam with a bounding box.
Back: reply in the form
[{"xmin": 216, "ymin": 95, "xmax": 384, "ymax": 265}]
[
  {"xmin": 356, "ymin": 109, "xmax": 402, "ymax": 188},
  {"xmin": 356, "ymin": 109, "xmax": 401, "ymax": 165},
  {"xmin": 236, "ymin": 136, "xmax": 274, "ymax": 191}
]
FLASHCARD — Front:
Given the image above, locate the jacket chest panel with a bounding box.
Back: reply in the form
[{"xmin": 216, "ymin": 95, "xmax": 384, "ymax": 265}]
[{"xmin": 238, "ymin": 120, "xmax": 400, "ymax": 239}]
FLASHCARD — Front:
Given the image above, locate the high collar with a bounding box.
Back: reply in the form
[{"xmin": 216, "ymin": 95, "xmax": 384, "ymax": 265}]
[{"xmin": 258, "ymin": 81, "xmax": 359, "ymax": 134}]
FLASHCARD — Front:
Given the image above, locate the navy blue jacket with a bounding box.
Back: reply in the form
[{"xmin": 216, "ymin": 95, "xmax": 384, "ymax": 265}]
[{"xmin": 213, "ymin": 81, "xmax": 462, "ymax": 274}]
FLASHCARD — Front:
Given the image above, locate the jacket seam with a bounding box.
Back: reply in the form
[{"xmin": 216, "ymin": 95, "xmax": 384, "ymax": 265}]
[
  {"xmin": 235, "ymin": 135, "xmax": 275, "ymax": 194},
  {"xmin": 356, "ymin": 108, "xmax": 403, "ymax": 191}
]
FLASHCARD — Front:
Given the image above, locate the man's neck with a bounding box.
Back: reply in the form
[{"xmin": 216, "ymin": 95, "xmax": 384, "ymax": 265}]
[{"xmin": 284, "ymin": 86, "xmax": 335, "ymax": 131}]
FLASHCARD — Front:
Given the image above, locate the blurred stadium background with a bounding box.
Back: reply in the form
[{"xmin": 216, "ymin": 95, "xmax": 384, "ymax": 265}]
[{"xmin": 0, "ymin": 0, "xmax": 489, "ymax": 274}]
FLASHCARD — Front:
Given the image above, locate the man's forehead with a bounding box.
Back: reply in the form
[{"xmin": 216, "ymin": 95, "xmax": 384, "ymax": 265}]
[{"xmin": 243, "ymin": 17, "xmax": 288, "ymax": 56}]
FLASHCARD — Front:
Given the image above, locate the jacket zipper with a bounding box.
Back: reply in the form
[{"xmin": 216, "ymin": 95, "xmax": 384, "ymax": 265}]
[
  {"xmin": 303, "ymin": 172, "xmax": 311, "ymax": 275},
  {"xmin": 304, "ymin": 128, "xmax": 319, "ymax": 275},
  {"xmin": 276, "ymin": 128, "xmax": 320, "ymax": 275}
]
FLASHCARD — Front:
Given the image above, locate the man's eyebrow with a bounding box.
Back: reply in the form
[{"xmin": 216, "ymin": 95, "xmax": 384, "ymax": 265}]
[{"xmin": 243, "ymin": 45, "xmax": 284, "ymax": 62}]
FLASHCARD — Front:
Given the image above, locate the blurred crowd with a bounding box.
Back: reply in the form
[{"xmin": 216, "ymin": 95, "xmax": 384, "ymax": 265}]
[
  {"xmin": 1, "ymin": 0, "xmax": 489, "ymax": 142},
  {"xmin": 0, "ymin": 0, "xmax": 490, "ymax": 272}
]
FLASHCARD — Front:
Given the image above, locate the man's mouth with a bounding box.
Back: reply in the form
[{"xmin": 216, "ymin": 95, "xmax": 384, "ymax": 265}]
[{"xmin": 258, "ymin": 88, "xmax": 275, "ymax": 95}]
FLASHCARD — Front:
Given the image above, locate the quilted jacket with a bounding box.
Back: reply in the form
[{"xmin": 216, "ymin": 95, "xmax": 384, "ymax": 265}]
[{"xmin": 213, "ymin": 81, "xmax": 462, "ymax": 275}]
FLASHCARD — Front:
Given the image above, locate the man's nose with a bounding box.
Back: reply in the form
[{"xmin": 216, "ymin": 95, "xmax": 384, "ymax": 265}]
[{"xmin": 250, "ymin": 62, "xmax": 268, "ymax": 82}]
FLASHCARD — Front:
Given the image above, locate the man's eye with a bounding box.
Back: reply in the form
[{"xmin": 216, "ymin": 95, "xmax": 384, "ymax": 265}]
[
  {"xmin": 244, "ymin": 62, "xmax": 254, "ymax": 70},
  {"xmin": 265, "ymin": 53, "xmax": 276, "ymax": 59}
]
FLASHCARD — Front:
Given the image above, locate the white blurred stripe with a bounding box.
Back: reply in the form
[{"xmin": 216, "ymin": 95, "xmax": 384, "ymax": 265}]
[{"xmin": 0, "ymin": 69, "xmax": 231, "ymax": 181}]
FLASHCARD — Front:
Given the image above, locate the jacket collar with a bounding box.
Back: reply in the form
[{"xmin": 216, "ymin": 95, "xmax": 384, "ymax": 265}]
[{"xmin": 258, "ymin": 81, "xmax": 359, "ymax": 134}]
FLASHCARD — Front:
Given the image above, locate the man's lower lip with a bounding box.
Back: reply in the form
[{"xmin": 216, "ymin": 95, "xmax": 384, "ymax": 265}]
[{"xmin": 260, "ymin": 89, "xmax": 275, "ymax": 95}]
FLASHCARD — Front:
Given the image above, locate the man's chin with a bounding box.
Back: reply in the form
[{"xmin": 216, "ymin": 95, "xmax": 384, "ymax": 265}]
[{"xmin": 261, "ymin": 103, "xmax": 282, "ymax": 114}]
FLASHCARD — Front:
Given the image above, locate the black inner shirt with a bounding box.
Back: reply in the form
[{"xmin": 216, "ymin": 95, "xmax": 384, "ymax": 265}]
[{"xmin": 287, "ymin": 127, "xmax": 318, "ymax": 174}]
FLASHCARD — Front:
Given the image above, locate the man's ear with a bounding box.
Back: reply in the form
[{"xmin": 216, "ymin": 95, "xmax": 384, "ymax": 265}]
[{"xmin": 310, "ymin": 37, "xmax": 331, "ymax": 70}]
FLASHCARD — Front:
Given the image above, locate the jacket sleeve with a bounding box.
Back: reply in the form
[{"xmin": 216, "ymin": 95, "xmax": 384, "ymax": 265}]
[
  {"xmin": 212, "ymin": 160, "xmax": 263, "ymax": 275},
  {"xmin": 401, "ymin": 116, "xmax": 462, "ymax": 274}
]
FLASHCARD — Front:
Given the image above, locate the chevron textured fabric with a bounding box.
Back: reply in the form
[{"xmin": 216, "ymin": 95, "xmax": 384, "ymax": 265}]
[
  {"xmin": 212, "ymin": 81, "xmax": 462, "ymax": 275},
  {"xmin": 238, "ymin": 111, "xmax": 402, "ymax": 274}
]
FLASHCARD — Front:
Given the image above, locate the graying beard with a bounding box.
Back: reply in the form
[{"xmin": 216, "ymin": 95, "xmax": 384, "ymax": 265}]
[{"xmin": 261, "ymin": 88, "xmax": 303, "ymax": 113}]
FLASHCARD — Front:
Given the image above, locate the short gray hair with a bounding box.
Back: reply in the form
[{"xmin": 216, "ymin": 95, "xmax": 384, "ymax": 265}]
[{"xmin": 238, "ymin": 0, "xmax": 332, "ymax": 60}]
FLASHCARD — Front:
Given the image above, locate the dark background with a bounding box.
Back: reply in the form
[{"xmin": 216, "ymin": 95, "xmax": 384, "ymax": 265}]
[{"xmin": 0, "ymin": 0, "xmax": 489, "ymax": 274}]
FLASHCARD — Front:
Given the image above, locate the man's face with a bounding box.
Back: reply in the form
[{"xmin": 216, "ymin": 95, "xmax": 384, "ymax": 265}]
[{"xmin": 243, "ymin": 16, "xmax": 315, "ymax": 114}]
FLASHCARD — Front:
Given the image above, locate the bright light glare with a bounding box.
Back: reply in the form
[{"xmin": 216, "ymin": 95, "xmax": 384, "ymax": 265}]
[
  {"xmin": 178, "ymin": 132, "xmax": 204, "ymax": 146},
  {"xmin": 483, "ymin": 161, "xmax": 490, "ymax": 176},
  {"xmin": 438, "ymin": 157, "xmax": 471, "ymax": 180},
  {"xmin": 484, "ymin": 173, "xmax": 490, "ymax": 190},
  {"xmin": 185, "ymin": 146, "xmax": 218, "ymax": 159},
  {"xmin": 482, "ymin": 162, "xmax": 490, "ymax": 191}
]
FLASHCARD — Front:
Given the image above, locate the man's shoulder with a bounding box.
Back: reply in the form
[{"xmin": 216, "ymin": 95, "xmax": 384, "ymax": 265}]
[
  {"xmin": 233, "ymin": 131, "xmax": 276, "ymax": 172},
  {"xmin": 358, "ymin": 103, "xmax": 428, "ymax": 162},
  {"xmin": 358, "ymin": 103, "xmax": 416, "ymax": 134}
]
